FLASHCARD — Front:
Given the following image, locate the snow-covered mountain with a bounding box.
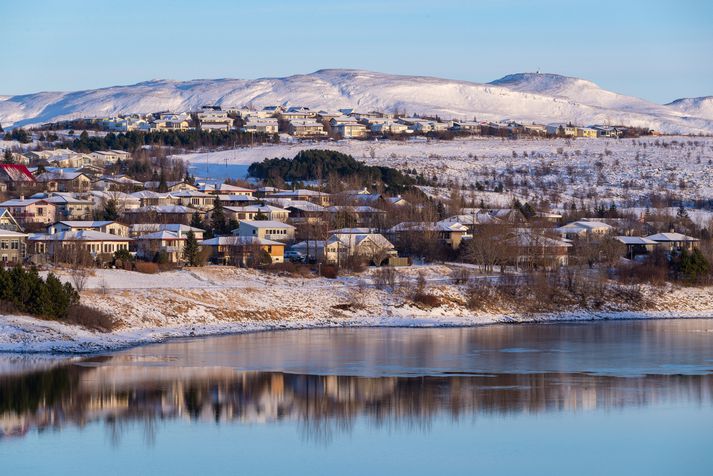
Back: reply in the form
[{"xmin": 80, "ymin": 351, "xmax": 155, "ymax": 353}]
[
  {"xmin": 665, "ymin": 96, "xmax": 713, "ymax": 121},
  {"xmin": 1, "ymin": 69, "xmax": 711, "ymax": 134}
]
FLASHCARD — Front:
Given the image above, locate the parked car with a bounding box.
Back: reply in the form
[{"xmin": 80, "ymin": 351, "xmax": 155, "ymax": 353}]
[{"xmin": 284, "ymin": 250, "xmax": 306, "ymax": 262}]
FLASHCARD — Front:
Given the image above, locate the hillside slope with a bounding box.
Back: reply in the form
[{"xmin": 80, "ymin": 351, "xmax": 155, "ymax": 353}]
[{"xmin": 1, "ymin": 69, "xmax": 711, "ymax": 134}]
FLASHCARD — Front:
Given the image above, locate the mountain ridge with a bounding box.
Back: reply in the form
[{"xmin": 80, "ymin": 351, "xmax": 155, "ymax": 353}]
[{"xmin": 1, "ymin": 69, "xmax": 711, "ymax": 133}]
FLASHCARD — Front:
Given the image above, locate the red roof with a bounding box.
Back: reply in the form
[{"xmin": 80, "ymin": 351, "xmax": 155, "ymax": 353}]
[{"xmin": 0, "ymin": 164, "xmax": 36, "ymax": 183}]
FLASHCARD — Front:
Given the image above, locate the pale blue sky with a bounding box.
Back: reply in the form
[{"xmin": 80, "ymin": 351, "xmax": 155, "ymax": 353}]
[{"xmin": 2, "ymin": 0, "xmax": 711, "ymax": 103}]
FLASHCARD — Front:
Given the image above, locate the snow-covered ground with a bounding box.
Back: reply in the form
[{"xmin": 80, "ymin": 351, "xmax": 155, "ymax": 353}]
[
  {"xmin": 178, "ymin": 135, "xmax": 713, "ymax": 206},
  {"xmin": 2, "ymin": 266, "xmax": 712, "ymax": 355}
]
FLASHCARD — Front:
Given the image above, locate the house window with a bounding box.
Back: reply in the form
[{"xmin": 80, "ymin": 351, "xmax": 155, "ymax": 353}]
[
  {"xmin": 11, "ymin": 241, "xmax": 18, "ymax": 250},
  {"xmin": 0, "ymin": 241, "xmax": 7, "ymax": 249}
]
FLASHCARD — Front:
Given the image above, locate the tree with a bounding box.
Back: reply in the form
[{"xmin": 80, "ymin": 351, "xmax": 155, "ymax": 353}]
[
  {"xmin": 158, "ymin": 167, "xmax": 168, "ymax": 193},
  {"xmin": 103, "ymin": 199, "xmax": 120, "ymax": 221},
  {"xmin": 677, "ymin": 248, "xmax": 709, "ymax": 283},
  {"xmin": 183, "ymin": 231, "xmax": 201, "ymax": 266},
  {"xmin": 2, "ymin": 149, "xmax": 14, "ymax": 164},
  {"xmin": 211, "ymin": 197, "xmax": 227, "ymax": 235},
  {"xmin": 190, "ymin": 212, "xmax": 204, "ymax": 230}
]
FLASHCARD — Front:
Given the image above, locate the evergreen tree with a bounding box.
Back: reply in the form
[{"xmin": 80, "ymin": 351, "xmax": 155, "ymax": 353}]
[
  {"xmin": 678, "ymin": 248, "xmax": 709, "ymax": 283},
  {"xmin": 183, "ymin": 231, "xmax": 201, "ymax": 266},
  {"xmin": 2, "ymin": 149, "xmax": 14, "ymax": 164},
  {"xmin": 190, "ymin": 212, "xmax": 204, "ymax": 230},
  {"xmin": 103, "ymin": 199, "xmax": 120, "ymax": 221},
  {"xmin": 211, "ymin": 197, "xmax": 227, "ymax": 235},
  {"xmin": 677, "ymin": 203, "xmax": 689, "ymax": 220},
  {"xmin": 158, "ymin": 168, "xmax": 168, "ymax": 193}
]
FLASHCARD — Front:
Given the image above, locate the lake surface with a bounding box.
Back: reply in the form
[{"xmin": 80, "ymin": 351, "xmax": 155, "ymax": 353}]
[
  {"xmin": 188, "ymin": 162, "xmax": 250, "ymax": 182},
  {"xmin": 1, "ymin": 320, "xmax": 713, "ymax": 475}
]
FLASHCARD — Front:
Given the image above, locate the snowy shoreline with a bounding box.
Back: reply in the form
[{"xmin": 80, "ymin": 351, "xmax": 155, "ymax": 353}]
[
  {"xmin": 2, "ymin": 309, "xmax": 712, "ymax": 356},
  {"xmin": 2, "ymin": 266, "xmax": 713, "ymax": 356}
]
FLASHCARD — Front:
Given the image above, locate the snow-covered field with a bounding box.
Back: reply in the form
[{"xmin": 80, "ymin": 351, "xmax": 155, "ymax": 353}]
[
  {"xmin": 178, "ymin": 135, "xmax": 713, "ymax": 206},
  {"xmin": 1, "ymin": 266, "xmax": 712, "ymax": 355}
]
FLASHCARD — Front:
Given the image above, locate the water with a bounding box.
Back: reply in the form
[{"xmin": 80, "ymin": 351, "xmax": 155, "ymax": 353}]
[
  {"xmin": 1, "ymin": 320, "xmax": 713, "ymax": 475},
  {"xmin": 188, "ymin": 162, "xmax": 250, "ymax": 182}
]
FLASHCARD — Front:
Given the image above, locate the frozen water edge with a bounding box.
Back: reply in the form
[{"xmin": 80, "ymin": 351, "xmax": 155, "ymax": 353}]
[{"xmin": 2, "ymin": 309, "xmax": 712, "ymax": 356}]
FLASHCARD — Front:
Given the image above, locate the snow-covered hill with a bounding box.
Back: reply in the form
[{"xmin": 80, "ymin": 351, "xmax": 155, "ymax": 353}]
[
  {"xmin": 1, "ymin": 69, "xmax": 711, "ymax": 134},
  {"xmin": 666, "ymin": 96, "xmax": 713, "ymax": 121}
]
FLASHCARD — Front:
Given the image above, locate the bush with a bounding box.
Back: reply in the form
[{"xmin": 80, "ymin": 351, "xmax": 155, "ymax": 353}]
[
  {"xmin": 412, "ymin": 292, "xmax": 442, "ymax": 308},
  {"xmin": 135, "ymin": 261, "xmax": 160, "ymax": 274},
  {"xmin": 64, "ymin": 304, "xmax": 117, "ymax": 332},
  {"xmin": 320, "ymin": 264, "xmax": 339, "ymax": 279}
]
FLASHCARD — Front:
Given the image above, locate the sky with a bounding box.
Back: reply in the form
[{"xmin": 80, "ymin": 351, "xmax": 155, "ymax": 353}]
[{"xmin": 2, "ymin": 0, "xmax": 712, "ymax": 103}]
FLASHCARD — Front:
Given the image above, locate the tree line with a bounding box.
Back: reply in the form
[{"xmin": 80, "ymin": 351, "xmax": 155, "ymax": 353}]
[{"xmin": 0, "ymin": 267, "xmax": 79, "ymax": 319}]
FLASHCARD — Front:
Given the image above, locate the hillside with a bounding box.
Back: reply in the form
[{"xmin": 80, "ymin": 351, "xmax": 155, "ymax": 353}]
[
  {"xmin": 1, "ymin": 69, "xmax": 712, "ymax": 134},
  {"xmin": 666, "ymin": 96, "xmax": 713, "ymax": 120}
]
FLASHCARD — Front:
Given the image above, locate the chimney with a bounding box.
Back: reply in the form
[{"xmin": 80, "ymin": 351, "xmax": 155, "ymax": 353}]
[{"xmin": 20, "ymin": 195, "xmax": 24, "ymax": 201}]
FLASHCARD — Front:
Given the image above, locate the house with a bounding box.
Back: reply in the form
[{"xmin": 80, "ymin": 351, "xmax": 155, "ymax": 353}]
[
  {"xmin": 645, "ymin": 232, "xmax": 699, "ymax": 252},
  {"xmin": 450, "ymin": 121, "xmax": 481, "ymax": 133},
  {"xmin": 88, "ymin": 150, "xmax": 131, "ymax": 165},
  {"xmin": 215, "ymin": 194, "xmax": 259, "ymax": 206},
  {"xmin": 43, "ymin": 194, "xmax": 94, "ymax": 221},
  {"xmin": 28, "ymin": 230, "xmax": 131, "ymax": 262},
  {"xmin": 325, "ymin": 205, "xmax": 386, "ymax": 228},
  {"xmin": 242, "ymin": 117, "xmax": 279, "ymax": 134},
  {"xmin": 555, "ymin": 220, "xmax": 613, "ymax": 239},
  {"xmin": 280, "ymin": 107, "xmax": 316, "ymax": 121},
  {"xmin": 0, "ymin": 198, "xmax": 56, "ymax": 227},
  {"xmin": 130, "ymin": 191, "xmax": 178, "ymax": 207},
  {"xmin": 197, "ymin": 110, "xmax": 233, "ymax": 131},
  {"xmin": 96, "ymin": 175, "xmax": 143, "ymax": 192},
  {"xmin": 504, "ymin": 230, "xmax": 572, "ymax": 269},
  {"xmin": 130, "ymin": 223, "xmax": 204, "ymax": 240},
  {"xmin": 577, "ymin": 127, "xmax": 598, "ymax": 138},
  {"xmin": 0, "ymin": 208, "xmax": 23, "ymax": 232},
  {"xmin": 0, "ymin": 164, "xmax": 36, "ymax": 193},
  {"xmin": 325, "ymin": 232, "xmax": 396, "ymax": 265},
  {"xmin": 90, "ymin": 191, "xmax": 141, "ymax": 212},
  {"xmin": 592, "ymin": 125, "xmax": 624, "ymax": 138},
  {"xmin": 335, "ymin": 123, "xmax": 368, "ymax": 139},
  {"xmin": 199, "ymin": 183, "xmax": 254, "ymax": 196},
  {"xmin": 135, "ymin": 230, "xmax": 188, "ymax": 263},
  {"xmin": 48, "ymin": 220, "xmax": 130, "ymax": 237},
  {"xmin": 615, "ymin": 236, "xmax": 658, "ymax": 259},
  {"xmin": 267, "ymin": 189, "xmax": 330, "ymax": 206},
  {"xmin": 224, "ymin": 205, "xmax": 290, "ymax": 222},
  {"xmin": 388, "ymin": 221, "xmax": 470, "ymax": 249},
  {"xmin": 370, "ymin": 122, "xmax": 410, "ymax": 134},
  {"xmin": 35, "ymin": 171, "xmax": 91, "ymax": 193},
  {"xmin": 202, "ymin": 236, "xmax": 283, "ymax": 265},
  {"xmin": 235, "ymin": 220, "xmax": 295, "ymax": 242},
  {"xmin": 171, "ymin": 191, "xmax": 215, "ymax": 211},
  {"xmin": 124, "ymin": 205, "xmax": 200, "ymax": 224},
  {"xmin": 281, "ymin": 200, "xmax": 327, "ymax": 225},
  {"xmin": 546, "ymin": 123, "xmax": 578, "ymax": 136},
  {"xmin": 150, "ymin": 114, "xmax": 191, "ymax": 132},
  {"xmin": 144, "ymin": 180, "xmax": 198, "ymax": 192},
  {"xmin": 0, "ymin": 229, "xmax": 27, "ymax": 265},
  {"xmin": 288, "ymin": 120, "xmax": 327, "ymax": 137}
]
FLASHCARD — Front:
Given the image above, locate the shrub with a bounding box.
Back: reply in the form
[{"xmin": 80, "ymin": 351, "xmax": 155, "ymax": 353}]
[
  {"xmin": 135, "ymin": 261, "xmax": 160, "ymax": 274},
  {"xmin": 64, "ymin": 304, "xmax": 117, "ymax": 332},
  {"xmin": 412, "ymin": 292, "xmax": 442, "ymax": 308},
  {"xmin": 320, "ymin": 264, "xmax": 339, "ymax": 279}
]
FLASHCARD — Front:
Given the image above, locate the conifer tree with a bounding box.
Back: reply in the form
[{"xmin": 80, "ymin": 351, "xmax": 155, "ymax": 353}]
[{"xmin": 183, "ymin": 230, "xmax": 201, "ymax": 266}]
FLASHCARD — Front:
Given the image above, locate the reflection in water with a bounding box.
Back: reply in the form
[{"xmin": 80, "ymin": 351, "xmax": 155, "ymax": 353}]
[{"xmin": 2, "ymin": 362, "xmax": 712, "ymax": 444}]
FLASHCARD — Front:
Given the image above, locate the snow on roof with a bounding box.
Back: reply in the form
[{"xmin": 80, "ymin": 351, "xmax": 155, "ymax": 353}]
[
  {"xmin": 130, "ymin": 223, "xmax": 204, "ymax": 234},
  {"xmin": 56, "ymin": 220, "xmax": 116, "ymax": 228},
  {"xmin": 136, "ymin": 230, "xmax": 185, "ymax": 240},
  {"xmin": 35, "ymin": 171, "xmax": 85, "ymax": 181},
  {"xmin": 616, "ymin": 236, "xmax": 658, "ymax": 245},
  {"xmin": 128, "ymin": 205, "xmax": 199, "ymax": 214},
  {"xmin": 30, "ymin": 230, "xmax": 132, "ymax": 242},
  {"xmin": 0, "ymin": 198, "xmax": 49, "ymax": 207},
  {"xmin": 238, "ymin": 220, "xmax": 295, "ymax": 229},
  {"xmin": 0, "ymin": 229, "xmax": 27, "ymax": 237},
  {"xmin": 200, "ymin": 236, "xmax": 283, "ymax": 247},
  {"xmin": 645, "ymin": 232, "xmax": 699, "ymax": 242}
]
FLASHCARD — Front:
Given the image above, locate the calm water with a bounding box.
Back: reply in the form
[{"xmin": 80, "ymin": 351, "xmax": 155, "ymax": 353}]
[
  {"xmin": 1, "ymin": 320, "xmax": 713, "ymax": 475},
  {"xmin": 188, "ymin": 162, "xmax": 250, "ymax": 182}
]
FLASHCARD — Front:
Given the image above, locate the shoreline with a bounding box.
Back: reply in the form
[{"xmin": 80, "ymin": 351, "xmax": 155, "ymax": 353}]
[
  {"xmin": 2, "ymin": 266, "xmax": 713, "ymax": 356},
  {"xmin": 2, "ymin": 309, "xmax": 712, "ymax": 356}
]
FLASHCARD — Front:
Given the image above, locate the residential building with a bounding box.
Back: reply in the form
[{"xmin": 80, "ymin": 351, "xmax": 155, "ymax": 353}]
[
  {"xmin": 135, "ymin": 230, "xmax": 188, "ymax": 263},
  {"xmin": 267, "ymin": 189, "xmax": 330, "ymax": 206},
  {"xmin": 0, "ymin": 208, "xmax": 23, "ymax": 232},
  {"xmin": 43, "ymin": 194, "xmax": 94, "ymax": 221},
  {"xmin": 288, "ymin": 120, "xmax": 327, "ymax": 137},
  {"xmin": 555, "ymin": 220, "xmax": 613, "ymax": 239},
  {"xmin": 224, "ymin": 205, "xmax": 290, "ymax": 222},
  {"xmin": 235, "ymin": 220, "xmax": 295, "ymax": 242},
  {"xmin": 35, "ymin": 171, "xmax": 91, "ymax": 193},
  {"xmin": 171, "ymin": 191, "xmax": 215, "ymax": 211},
  {"xmin": 0, "ymin": 229, "xmax": 27, "ymax": 265},
  {"xmin": 0, "ymin": 198, "xmax": 56, "ymax": 227},
  {"xmin": 48, "ymin": 220, "xmax": 130, "ymax": 237},
  {"xmin": 546, "ymin": 123, "xmax": 578, "ymax": 136},
  {"xmin": 0, "ymin": 164, "xmax": 36, "ymax": 193},
  {"xmin": 28, "ymin": 230, "xmax": 131, "ymax": 261},
  {"xmin": 197, "ymin": 110, "xmax": 234, "ymax": 131},
  {"xmin": 645, "ymin": 232, "xmax": 699, "ymax": 252},
  {"xmin": 324, "ymin": 232, "xmax": 396, "ymax": 265},
  {"xmin": 335, "ymin": 123, "xmax": 368, "ymax": 138},
  {"xmin": 130, "ymin": 223, "xmax": 204, "ymax": 240},
  {"xmin": 200, "ymin": 236, "xmax": 285, "ymax": 265}
]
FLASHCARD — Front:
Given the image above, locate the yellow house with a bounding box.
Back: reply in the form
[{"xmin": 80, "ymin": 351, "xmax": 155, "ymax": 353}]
[{"xmin": 577, "ymin": 127, "xmax": 598, "ymax": 138}]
